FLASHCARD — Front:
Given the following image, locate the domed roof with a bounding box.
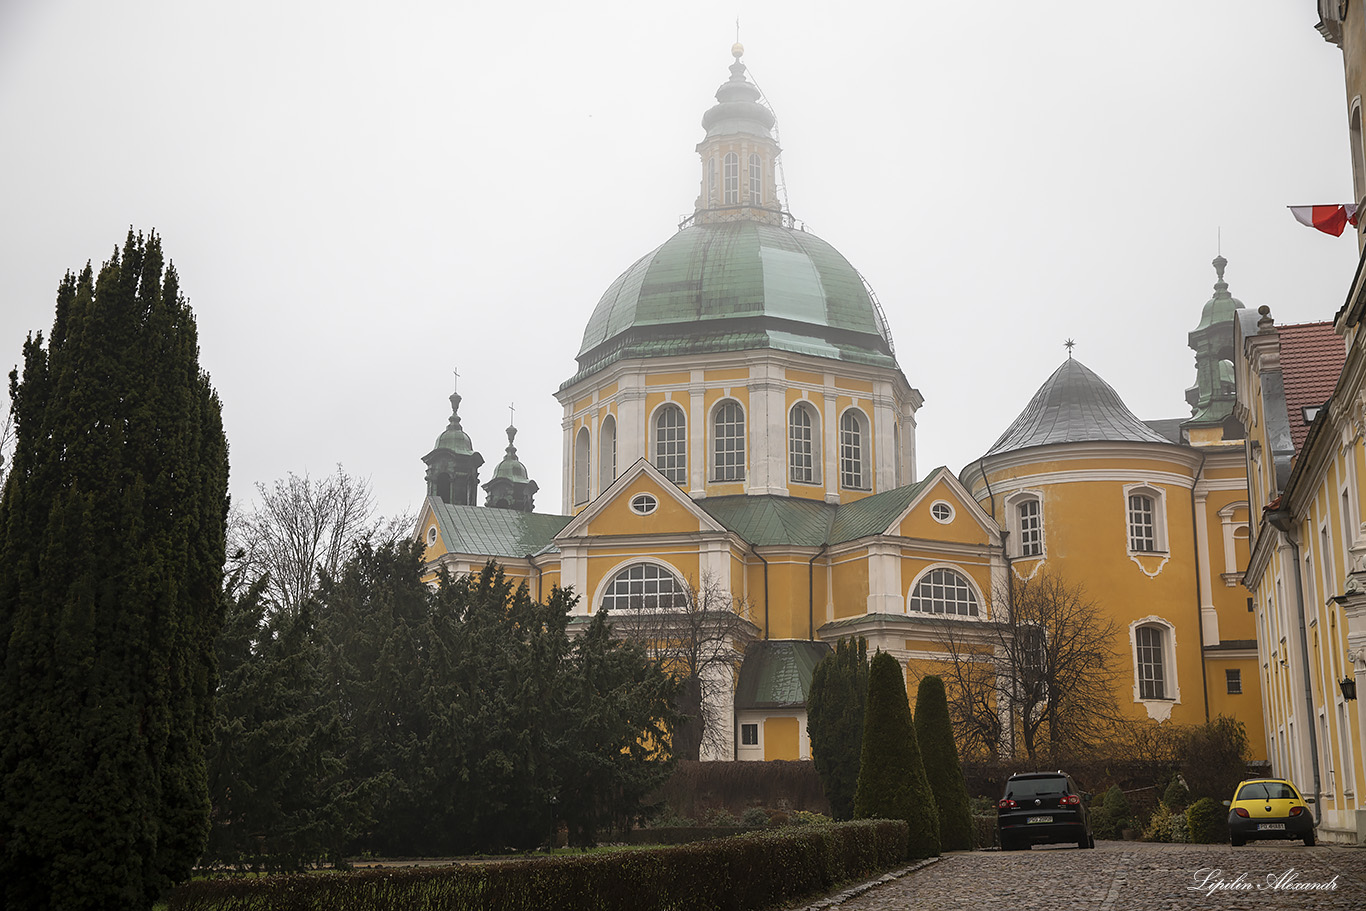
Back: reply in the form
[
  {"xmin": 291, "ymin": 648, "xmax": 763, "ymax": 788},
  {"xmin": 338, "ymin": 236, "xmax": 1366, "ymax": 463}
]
[
  {"xmin": 491, "ymin": 425, "xmax": 529, "ymax": 481},
  {"xmin": 569, "ymin": 220, "xmax": 896, "ymax": 385},
  {"xmin": 432, "ymin": 392, "xmax": 474, "ymax": 455},
  {"xmin": 983, "ymin": 357, "xmax": 1171, "ymax": 458}
]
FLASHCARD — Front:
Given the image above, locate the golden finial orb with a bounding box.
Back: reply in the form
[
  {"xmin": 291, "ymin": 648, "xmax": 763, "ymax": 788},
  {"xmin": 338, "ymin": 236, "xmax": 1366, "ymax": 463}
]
[{"xmin": 732, "ymin": 42, "xmax": 744, "ymax": 59}]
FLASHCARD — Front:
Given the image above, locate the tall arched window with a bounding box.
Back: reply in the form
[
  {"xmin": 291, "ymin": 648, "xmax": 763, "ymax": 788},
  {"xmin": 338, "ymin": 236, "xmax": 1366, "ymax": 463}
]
[
  {"xmin": 748, "ymin": 153, "xmax": 762, "ymax": 206},
  {"xmin": 654, "ymin": 404, "xmax": 687, "ymax": 484},
  {"xmin": 600, "ymin": 563, "xmax": 687, "ymax": 613},
  {"xmin": 789, "ymin": 403, "xmax": 818, "ymax": 484},
  {"xmin": 839, "ymin": 409, "xmax": 870, "ymax": 490},
  {"xmin": 573, "ymin": 426, "xmax": 591, "ymax": 505},
  {"xmin": 709, "ymin": 156, "xmax": 717, "ymax": 203},
  {"xmin": 723, "ymin": 152, "xmax": 739, "ymax": 205},
  {"xmin": 1017, "ymin": 497, "xmax": 1043, "ymax": 556},
  {"xmin": 1135, "ymin": 624, "xmax": 1166, "ymax": 699},
  {"xmin": 909, "ymin": 567, "xmax": 979, "ymax": 617},
  {"xmin": 599, "ymin": 415, "xmax": 617, "ymax": 492},
  {"xmin": 713, "ymin": 400, "xmax": 746, "ymax": 481}
]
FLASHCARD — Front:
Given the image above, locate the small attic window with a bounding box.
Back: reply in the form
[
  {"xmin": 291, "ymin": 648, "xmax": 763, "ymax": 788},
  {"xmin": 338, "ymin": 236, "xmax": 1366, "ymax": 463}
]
[
  {"xmin": 1302, "ymin": 405, "xmax": 1322, "ymax": 424},
  {"xmin": 426, "ymin": 525, "xmax": 438, "ymax": 546},
  {"xmin": 931, "ymin": 501, "xmax": 954, "ymax": 524},
  {"xmin": 631, "ymin": 494, "xmax": 658, "ymax": 515}
]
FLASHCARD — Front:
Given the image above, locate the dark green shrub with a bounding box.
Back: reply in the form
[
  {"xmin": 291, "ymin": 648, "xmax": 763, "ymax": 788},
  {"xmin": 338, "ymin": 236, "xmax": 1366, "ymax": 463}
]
[
  {"xmin": 1090, "ymin": 785, "xmax": 1134, "ymax": 839},
  {"xmin": 808, "ymin": 638, "xmax": 869, "ymax": 820},
  {"xmin": 853, "ymin": 652, "xmax": 940, "ymax": 859},
  {"xmin": 168, "ymin": 820, "xmax": 909, "ymax": 911},
  {"xmin": 914, "ymin": 675, "xmax": 974, "ymax": 851},
  {"xmin": 702, "ymin": 807, "xmax": 738, "ymax": 827},
  {"xmin": 740, "ymin": 807, "xmax": 770, "ymax": 827},
  {"xmin": 1185, "ymin": 797, "xmax": 1226, "ymax": 844},
  {"xmin": 1162, "ymin": 776, "xmax": 1190, "ymax": 812}
]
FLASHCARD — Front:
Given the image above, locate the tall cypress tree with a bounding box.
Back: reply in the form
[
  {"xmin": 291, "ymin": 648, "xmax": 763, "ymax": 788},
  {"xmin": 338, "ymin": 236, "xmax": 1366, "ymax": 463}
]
[
  {"xmin": 913, "ymin": 675, "xmax": 974, "ymax": 851},
  {"xmin": 807, "ymin": 637, "xmax": 868, "ymax": 820},
  {"xmin": 0, "ymin": 231, "xmax": 228, "ymax": 911},
  {"xmin": 853, "ymin": 651, "xmax": 940, "ymax": 860}
]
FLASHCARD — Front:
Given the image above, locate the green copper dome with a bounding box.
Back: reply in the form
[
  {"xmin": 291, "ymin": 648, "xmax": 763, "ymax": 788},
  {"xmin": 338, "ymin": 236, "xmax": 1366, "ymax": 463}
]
[
  {"xmin": 491, "ymin": 426, "xmax": 529, "ymax": 481},
  {"xmin": 1193, "ymin": 254, "xmax": 1244, "ymax": 333},
  {"xmin": 433, "ymin": 392, "xmax": 475, "ymax": 455},
  {"xmin": 568, "ymin": 220, "xmax": 895, "ymax": 386}
]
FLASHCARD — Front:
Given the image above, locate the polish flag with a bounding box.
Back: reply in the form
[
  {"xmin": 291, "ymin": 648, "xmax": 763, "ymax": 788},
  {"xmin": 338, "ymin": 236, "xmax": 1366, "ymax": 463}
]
[{"xmin": 1288, "ymin": 204, "xmax": 1359, "ymax": 236}]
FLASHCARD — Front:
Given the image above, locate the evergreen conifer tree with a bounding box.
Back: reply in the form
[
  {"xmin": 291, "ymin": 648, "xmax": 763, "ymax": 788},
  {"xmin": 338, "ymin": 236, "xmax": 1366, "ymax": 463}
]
[
  {"xmin": 807, "ymin": 637, "xmax": 868, "ymax": 820},
  {"xmin": 853, "ymin": 651, "xmax": 940, "ymax": 859},
  {"xmin": 0, "ymin": 231, "xmax": 229, "ymax": 910},
  {"xmin": 913, "ymin": 675, "xmax": 974, "ymax": 851}
]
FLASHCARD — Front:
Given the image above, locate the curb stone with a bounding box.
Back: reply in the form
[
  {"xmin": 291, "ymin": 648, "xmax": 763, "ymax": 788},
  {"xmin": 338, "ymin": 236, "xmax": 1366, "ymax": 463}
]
[{"xmin": 792, "ymin": 857, "xmax": 941, "ymax": 910}]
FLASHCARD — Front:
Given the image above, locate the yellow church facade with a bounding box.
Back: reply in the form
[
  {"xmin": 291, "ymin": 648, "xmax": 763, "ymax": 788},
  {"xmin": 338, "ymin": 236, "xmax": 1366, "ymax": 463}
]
[{"xmin": 414, "ymin": 45, "xmax": 1266, "ymax": 767}]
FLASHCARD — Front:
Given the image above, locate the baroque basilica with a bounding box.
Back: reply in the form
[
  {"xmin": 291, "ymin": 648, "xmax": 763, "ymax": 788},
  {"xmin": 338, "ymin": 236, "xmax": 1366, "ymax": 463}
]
[{"xmin": 415, "ymin": 46, "xmax": 1263, "ymax": 763}]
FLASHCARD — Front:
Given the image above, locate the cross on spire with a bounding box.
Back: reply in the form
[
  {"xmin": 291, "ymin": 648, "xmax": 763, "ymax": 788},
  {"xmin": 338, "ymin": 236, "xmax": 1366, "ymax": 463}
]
[
  {"xmin": 452, "ymin": 367, "xmax": 460, "ymax": 394},
  {"xmin": 508, "ymin": 402, "xmax": 515, "ymax": 426}
]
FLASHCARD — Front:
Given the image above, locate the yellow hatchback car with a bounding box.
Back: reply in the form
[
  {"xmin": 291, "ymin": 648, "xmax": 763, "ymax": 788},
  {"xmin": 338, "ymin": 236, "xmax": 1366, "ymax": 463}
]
[{"xmin": 1225, "ymin": 778, "xmax": 1316, "ymax": 846}]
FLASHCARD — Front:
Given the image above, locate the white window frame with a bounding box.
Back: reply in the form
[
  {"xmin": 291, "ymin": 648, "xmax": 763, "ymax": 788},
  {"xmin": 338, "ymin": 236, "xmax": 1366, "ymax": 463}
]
[
  {"xmin": 597, "ymin": 560, "xmax": 689, "ymax": 614},
  {"xmin": 653, "ymin": 403, "xmax": 687, "ymax": 485},
  {"xmin": 1006, "ymin": 490, "xmax": 1045, "ymax": 558},
  {"xmin": 740, "ymin": 722, "xmax": 759, "ymax": 746},
  {"xmin": 907, "ymin": 565, "xmax": 981, "ymax": 617},
  {"xmin": 723, "ymin": 152, "xmax": 739, "ymax": 205},
  {"xmin": 839, "ymin": 407, "xmax": 871, "ymax": 491},
  {"xmin": 748, "ymin": 153, "xmax": 762, "ymax": 206},
  {"xmin": 1123, "ymin": 483, "xmax": 1168, "ymax": 554},
  {"xmin": 599, "ymin": 414, "xmax": 617, "ymax": 493},
  {"xmin": 573, "ymin": 425, "xmax": 591, "ymax": 506},
  {"xmin": 1129, "ymin": 616, "xmax": 1179, "ymax": 705},
  {"xmin": 788, "ymin": 402, "xmax": 819, "ymax": 485},
  {"xmin": 712, "ymin": 399, "xmax": 746, "ymax": 482}
]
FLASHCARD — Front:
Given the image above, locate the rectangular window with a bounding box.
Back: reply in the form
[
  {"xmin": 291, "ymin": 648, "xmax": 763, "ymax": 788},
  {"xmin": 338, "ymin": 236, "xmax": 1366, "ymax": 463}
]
[
  {"xmin": 1018, "ymin": 499, "xmax": 1042, "ymax": 556},
  {"xmin": 789, "ymin": 407, "xmax": 815, "ymax": 483},
  {"xmin": 1128, "ymin": 494, "xmax": 1156, "ymax": 552},
  {"xmin": 1225, "ymin": 668, "xmax": 1242, "ymax": 694},
  {"xmin": 723, "ymin": 153, "xmax": 739, "ymax": 205},
  {"xmin": 1136, "ymin": 625, "xmax": 1165, "ymax": 699},
  {"xmin": 749, "ymin": 154, "xmax": 762, "ymax": 206},
  {"xmin": 741, "ymin": 723, "xmax": 759, "ymax": 746}
]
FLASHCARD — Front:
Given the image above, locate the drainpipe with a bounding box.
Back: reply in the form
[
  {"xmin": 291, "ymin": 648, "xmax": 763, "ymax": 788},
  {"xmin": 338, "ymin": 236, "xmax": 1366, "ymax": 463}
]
[
  {"xmin": 808, "ymin": 544, "xmax": 828, "ymax": 640},
  {"xmin": 976, "ymin": 458, "xmax": 1014, "ymax": 605},
  {"xmin": 1268, "ymin": 511, "xmax": 1323, "ymax": 825},
  {"xmin": 1189, "ymin": 451, "xmax": 1211, "ymax": 723},
  {"xmin": 753, "ymin": 546, "xmax": 770, "ymax": 639},
  {"xmin": 525, "ymin": 553, "xmax": 541, "ymax": 602}
]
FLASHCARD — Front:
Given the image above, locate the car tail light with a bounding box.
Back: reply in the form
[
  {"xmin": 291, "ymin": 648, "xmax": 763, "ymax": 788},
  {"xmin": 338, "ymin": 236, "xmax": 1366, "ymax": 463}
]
[
  {"xmin": 1289, "ymin": 806, "xmax": 1304, "ymax": 817},
  {"xmin": 998, "ymin": 798, "xmax": 1017, "ymax": 809},
  {"xmin": 1234, "ymin": 808, "xmax": 1249, "ymax": 818},
  {"xmin": 1059, "ymin": 794, "xmax": 1080, "ymax": 806}
]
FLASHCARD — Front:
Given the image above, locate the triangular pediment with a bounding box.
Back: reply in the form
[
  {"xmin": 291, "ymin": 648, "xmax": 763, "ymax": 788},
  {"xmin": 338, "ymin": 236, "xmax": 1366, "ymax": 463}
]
[
  {"xmin": 556, "ymin": 459, "xmax": 729, "ymax": 542},
  {"xmin": 891, "ymin": 467, "xmax": 1001, "ymax": 545}
]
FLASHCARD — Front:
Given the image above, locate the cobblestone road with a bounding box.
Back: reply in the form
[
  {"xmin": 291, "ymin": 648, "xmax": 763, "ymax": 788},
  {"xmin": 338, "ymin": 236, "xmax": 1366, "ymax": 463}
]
[{"xmin": 815, "ymin": 841, "xmax": 1366, "ymax": 910}]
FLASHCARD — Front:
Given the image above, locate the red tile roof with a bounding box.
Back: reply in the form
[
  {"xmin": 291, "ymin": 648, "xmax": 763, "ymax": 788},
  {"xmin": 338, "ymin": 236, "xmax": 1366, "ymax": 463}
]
[{"xmin": 1278, "ymin": 321, "xmax": 1344, "ymax": 454}]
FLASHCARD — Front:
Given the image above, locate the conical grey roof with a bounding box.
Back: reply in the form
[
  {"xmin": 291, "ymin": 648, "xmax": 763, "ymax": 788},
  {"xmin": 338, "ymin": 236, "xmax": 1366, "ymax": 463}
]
[{"xmin": 984, "ymin": 358, "xmax": 1171, "ymax": 458}]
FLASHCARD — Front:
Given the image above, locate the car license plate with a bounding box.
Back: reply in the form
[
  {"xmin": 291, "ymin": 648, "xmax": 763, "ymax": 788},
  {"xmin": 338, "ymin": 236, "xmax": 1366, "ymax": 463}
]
[
  {"xmin": 1027, "ymin": 815, "xmax": 1053, "ymax": 824},
  {"xmin": 1257, "ymin": 823, "xmax": 1285, "ymax": 831}
]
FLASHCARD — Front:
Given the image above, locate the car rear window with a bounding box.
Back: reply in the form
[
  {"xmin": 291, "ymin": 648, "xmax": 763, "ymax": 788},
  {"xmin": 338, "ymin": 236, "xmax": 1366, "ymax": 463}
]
[
  {"xmin": 1236, "ymin": 782, "xmax": 1298, "ymax": 801},
  {"xmin": 1005, "ymin": 777, "xmax": 1068, "ymax": 799}
]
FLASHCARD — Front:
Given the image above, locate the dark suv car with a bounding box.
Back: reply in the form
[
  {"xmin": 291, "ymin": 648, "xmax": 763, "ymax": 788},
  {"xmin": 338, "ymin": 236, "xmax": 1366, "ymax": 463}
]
[{"xmin": 997, "ymin": 771, "xmax": 1094, "ymax": 850}]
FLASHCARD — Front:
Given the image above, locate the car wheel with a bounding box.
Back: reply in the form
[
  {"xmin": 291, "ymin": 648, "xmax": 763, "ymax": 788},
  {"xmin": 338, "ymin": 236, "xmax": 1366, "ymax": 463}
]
[
  {"xmin": 1230, "ymin": 834, "xmax": 1245, "ymax": 847},
  {"xmin": 1303, "ymin": 829, "xmax": 1316, "ymax": 847}
]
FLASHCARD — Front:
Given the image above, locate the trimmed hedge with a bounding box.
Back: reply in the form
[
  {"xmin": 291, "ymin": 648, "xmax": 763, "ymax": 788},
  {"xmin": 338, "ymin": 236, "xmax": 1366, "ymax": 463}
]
[{"xmin": 168, "ymin": 820, "xmax": 908, "ymax": 911}]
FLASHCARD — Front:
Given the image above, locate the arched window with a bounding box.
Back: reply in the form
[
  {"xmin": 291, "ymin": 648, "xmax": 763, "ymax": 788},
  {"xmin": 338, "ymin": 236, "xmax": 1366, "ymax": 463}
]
[
  {"xmin": 909, "ymin": 568, "xmax": 979, "ymax": 617},
  {"xmin": 573, "ymin": 426, "xmax": 591, "ymax": 506},
  {"xmin": 1128, "ymin": 493, "xmax": 1155, "ymax": 551},
  {"xmin": 653, "ymin": 404, "xmax": 687, "ymax": 484},
  {"xmin": 600, "ymin": 563, "xmax": 688, "ymax": 613},
  {"xmin": 723, "ymin": 152, "xmax": 739, "ymax": 205},
  {"xmin": 748, "ymin": 153, "xmax": 762, "ymax": 206},
  {"xmin": 839, "ymin": 409, "xmax": 870, "ymax": 490},
  {"xmin": 789, "ymin": 403, "xmax": 819, "ymax": 484},
  {"xmin": 709, "ymin": 156, "xmax": 717, "ymax": 203},
  {"xmin": 713, "ymin": 400, "xmax": 746, "ymax": 481},
  {"xmin": 1135, "ymin": 624, "xmax": 1167, "ymax": 699},
  {"xmin": 599, "ymin": 415, "xmax": 617, "ymax": 492}
]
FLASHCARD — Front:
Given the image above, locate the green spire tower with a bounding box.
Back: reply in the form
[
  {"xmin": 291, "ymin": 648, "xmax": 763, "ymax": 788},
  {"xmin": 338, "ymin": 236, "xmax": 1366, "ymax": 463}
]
[
  {"xmin": 423, "ymin": 391, "xmax": 484, "ymax": 505},
  {"xmin": 483, "ymin": 424, "xmax": 538, "ymax": 512},
  {"xmin": 1182, "ymin": 255, "xmax": 1245, "ymax": 438}
]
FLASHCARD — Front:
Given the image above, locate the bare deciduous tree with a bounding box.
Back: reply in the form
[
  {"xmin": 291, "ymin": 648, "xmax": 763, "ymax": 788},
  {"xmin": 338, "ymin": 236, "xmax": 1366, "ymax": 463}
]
[
  {"xmin": 926, "ymin": 569, "xmax": 1123, "ymax": 761},
  {"xmin": 606, "ymin": 573, "xmax": 758, "ymax": 761},
  {"xmin": 229, "ymin": 466, "xmax": 412, "ymax": 614},
  {"xmin": 0, "ymin": 393, "xmax": 14, "ymax": 492}
]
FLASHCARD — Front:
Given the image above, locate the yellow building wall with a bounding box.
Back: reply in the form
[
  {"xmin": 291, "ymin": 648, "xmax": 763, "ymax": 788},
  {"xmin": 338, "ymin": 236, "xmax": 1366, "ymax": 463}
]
[
  {"xmin": 583, "ymin": 475, "xmax": 701, "ymax": 538},
  {"xmin": 763, "ymin": 716, "xmax": 800, "ymax": 761}
]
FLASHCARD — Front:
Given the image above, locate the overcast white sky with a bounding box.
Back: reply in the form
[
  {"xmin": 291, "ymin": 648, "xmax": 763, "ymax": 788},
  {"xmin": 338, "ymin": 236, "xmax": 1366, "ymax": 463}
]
[{"xmin": 0, "ymin": 1, "xmax": 1359, "ymax": 522}]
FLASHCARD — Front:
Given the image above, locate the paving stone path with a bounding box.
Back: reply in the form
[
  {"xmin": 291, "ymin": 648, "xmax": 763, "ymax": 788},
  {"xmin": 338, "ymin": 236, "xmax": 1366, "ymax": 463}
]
[{"xmin": 798, "ymin": 841, "xmax": 1366, "ymax": 911}]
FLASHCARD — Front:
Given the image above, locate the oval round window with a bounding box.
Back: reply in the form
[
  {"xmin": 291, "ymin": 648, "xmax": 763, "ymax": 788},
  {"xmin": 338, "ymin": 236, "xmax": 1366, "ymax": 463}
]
[
  {"xmin": 631, "ymin": 493, "xmax": 658, "ymax": 515},
  {"xmin": 930, "ymin": 501, "xmax": 954, "ymax": 524},
  {"xmin": 426, "ymin": 525, "xmax": 439, "ymax": 545}
]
